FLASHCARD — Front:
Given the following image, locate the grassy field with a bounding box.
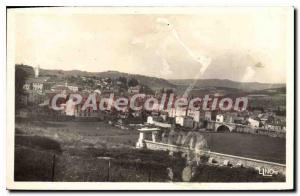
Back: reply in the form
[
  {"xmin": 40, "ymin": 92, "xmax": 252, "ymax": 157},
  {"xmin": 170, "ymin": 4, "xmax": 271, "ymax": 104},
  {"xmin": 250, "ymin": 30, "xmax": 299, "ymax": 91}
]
[
  {"xmin": 15, "ymin": 120, "xmax": 139, "ymax": 150},
  {"xmin": 15, "ymin": 120, "xmax": 286, "ymax": 163},
  {"xmin": 14, "ymin": 119, "xmax": 285, "ymax": 182}
]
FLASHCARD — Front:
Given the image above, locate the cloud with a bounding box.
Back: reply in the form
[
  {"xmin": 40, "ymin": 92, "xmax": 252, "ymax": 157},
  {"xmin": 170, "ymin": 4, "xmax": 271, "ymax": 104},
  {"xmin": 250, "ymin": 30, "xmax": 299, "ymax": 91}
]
[{"xmin": 254, "ymin": 62, "xmax": 264, "ymax": 68}]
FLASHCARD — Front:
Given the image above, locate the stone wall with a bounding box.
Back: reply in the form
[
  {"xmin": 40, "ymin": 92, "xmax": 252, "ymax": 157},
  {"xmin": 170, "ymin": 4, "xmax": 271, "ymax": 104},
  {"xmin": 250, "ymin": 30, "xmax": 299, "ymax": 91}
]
[{"xmin": 208, "ymin": 151, "xmax": 286, "ymax": 175}]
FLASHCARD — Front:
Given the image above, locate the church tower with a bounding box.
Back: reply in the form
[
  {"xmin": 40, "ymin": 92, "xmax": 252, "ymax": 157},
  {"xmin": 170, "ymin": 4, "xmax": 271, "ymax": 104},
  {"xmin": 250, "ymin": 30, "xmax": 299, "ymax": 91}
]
[{"xmin": 34, "ymin": 65, "xmax": 39, "ymax": 78}]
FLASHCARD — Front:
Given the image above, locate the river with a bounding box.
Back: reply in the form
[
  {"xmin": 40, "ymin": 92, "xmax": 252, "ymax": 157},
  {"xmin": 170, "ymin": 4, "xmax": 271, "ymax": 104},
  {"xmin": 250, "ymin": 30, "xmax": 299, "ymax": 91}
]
[{"xmin": 201, "ymin": 132, "xmax": 285, "ymax": 164}]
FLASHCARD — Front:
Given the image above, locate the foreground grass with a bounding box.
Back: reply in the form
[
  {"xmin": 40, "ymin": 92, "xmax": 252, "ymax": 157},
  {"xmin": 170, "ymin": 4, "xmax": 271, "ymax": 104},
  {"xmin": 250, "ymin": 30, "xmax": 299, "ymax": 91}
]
[{"xmin": 14, "ymin": 120, "xmax": 285, "ymax": 182}]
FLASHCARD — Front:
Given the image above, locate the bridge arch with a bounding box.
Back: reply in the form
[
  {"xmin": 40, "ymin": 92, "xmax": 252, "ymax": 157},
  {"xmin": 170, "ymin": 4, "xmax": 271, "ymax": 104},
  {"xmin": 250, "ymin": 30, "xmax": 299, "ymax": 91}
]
[{"xmin": 216, "ymin": 124, "xmax": 231, "ymax": 132}]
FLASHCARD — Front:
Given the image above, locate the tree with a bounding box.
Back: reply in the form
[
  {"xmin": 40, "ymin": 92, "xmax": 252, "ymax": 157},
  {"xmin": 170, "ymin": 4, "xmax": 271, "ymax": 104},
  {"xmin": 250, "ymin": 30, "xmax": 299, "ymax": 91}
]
[
  {"xmin": 117, "ymin": 77, "xmax": 128, "ymax": 89},
  {"xmin": 105, "ymin": 78, "xmax": 112, "ymax": 84},
  {"xmin": 165, "ymin": 88, "xmax": 174, "ymax": 95},
  {"xmin": 128, "ymin": 78, "xmax": 139, "ymax": 87},
  {"xmin": 140, "ymin": 85, "xmax": 154, "ymax": 95},
  {"xmin": 117, "ymin": 76, "xmax": 127, "ymax": 84},
  {"xmin": 15, "ymin": 64, "xmax": 31, "ymax": 110}
]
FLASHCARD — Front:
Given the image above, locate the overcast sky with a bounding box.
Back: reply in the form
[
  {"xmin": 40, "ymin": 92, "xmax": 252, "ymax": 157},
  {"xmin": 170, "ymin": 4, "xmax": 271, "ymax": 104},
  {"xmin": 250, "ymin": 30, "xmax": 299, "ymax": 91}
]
[{"xmin": 11, "ymin": 7, "xmax": 292, "ymax": 83}]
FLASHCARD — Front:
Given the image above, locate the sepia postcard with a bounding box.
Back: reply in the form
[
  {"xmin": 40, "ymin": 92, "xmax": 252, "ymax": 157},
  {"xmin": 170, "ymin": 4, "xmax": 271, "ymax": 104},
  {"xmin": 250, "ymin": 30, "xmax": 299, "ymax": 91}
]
[{"xmin": 6, "ymin": 7, "xmax": 294, "ymax": 190}]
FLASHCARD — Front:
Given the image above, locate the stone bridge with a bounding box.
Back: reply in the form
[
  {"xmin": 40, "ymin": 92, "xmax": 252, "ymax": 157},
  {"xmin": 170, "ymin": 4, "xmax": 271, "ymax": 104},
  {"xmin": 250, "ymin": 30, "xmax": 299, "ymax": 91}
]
[
  {"xmin": 207, "ymin": 121, "xmax": 285, "ymax": 138},
  {"xmin": 143, "ymin": 140, "xmax": 286, "ymax": 175},
  {"xmin": 135, "ymin": 128, "xmax": 286, "ymax": 175},
  {"xmin": 207, "ymin": 121, "xmax": 237, "ymax": 132}
]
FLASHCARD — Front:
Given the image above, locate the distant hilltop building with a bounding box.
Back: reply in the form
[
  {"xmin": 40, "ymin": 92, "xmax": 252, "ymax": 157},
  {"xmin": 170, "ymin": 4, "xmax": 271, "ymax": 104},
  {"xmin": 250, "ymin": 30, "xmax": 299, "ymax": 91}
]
[
  {"xmin": 23, "ymin": 77, "xmax": 50, "ymax": 93},
  {"xmin": 21, "ymin": 76, "xmax": 51, "ymax": 105}
]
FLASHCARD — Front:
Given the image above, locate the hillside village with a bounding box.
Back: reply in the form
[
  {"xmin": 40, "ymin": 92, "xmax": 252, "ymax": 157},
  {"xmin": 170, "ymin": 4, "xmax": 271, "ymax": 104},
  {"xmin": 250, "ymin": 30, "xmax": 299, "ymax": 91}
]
[{"xmin": 16, "ymin": 64, "xmax": 286, "ymax": 137}]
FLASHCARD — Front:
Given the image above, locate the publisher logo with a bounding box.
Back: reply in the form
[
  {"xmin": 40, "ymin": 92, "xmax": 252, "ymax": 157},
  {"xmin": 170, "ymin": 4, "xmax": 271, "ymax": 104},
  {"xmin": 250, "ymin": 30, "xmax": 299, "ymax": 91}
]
[{"xmin": 257, "ymin": 167, "xmax": 276, "ymax": 177}]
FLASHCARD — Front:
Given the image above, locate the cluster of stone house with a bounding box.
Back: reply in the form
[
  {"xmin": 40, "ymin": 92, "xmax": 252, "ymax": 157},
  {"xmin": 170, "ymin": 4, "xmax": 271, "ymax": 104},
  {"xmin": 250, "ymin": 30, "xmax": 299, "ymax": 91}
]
[
  {"xmin": 22, "ymin": 78, "xmax": 80, "ymax": 105},
  {"xmin": 145, "ymin": 105, "xmax": 286, "ymax": 134},
  {"xmin": 20, "ymin": 67, "xmax": 285, "ymax": 134}
]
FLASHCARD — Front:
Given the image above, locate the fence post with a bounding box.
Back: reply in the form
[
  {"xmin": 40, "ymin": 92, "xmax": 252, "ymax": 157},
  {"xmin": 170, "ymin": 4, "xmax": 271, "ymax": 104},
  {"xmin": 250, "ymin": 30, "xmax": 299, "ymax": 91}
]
[
  {"xmin": 107, "ymin": 159, "xmax": 111, "ymax": 182},
  {"xmin": 51, "ymin": 154, "xmax": 56, "ymax": 181},
  {"xmin": 148, "ymin": 170, "xmax": 151, "ymax": 182}
]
